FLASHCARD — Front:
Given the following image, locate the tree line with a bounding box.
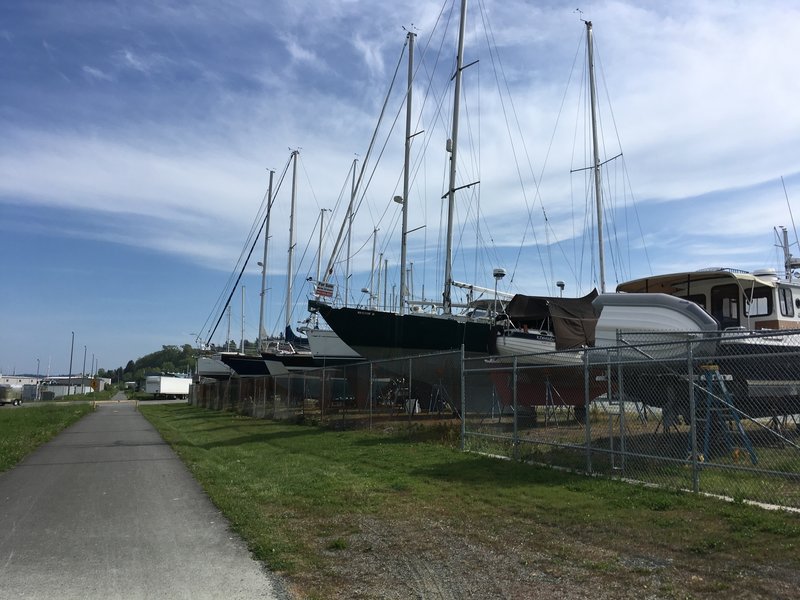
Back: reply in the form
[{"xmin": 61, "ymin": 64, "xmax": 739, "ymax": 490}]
[
  {"xmin": 98, "ymin": 340, "xmax": 259, "ymax": 384},
  {"xmin": 98, "ymin": 344, "xmax": 197, "ymax": 384}
]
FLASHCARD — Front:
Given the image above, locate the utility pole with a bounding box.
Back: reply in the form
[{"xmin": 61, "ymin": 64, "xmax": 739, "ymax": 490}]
[{"xmin": 67, "ymin": 331, "xmax": 74, "ymax": 397}]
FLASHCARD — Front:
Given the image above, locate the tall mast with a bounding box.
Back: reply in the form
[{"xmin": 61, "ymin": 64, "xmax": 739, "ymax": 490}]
[
  {"xmin": 286, "ymin": 150, "xmax": 299, "ymax": 335},
  {"xmin": 345, "ymin": 158, "xmax": 357, "ymax": 306},
  {"xmin": 443, "ymin": 0, "xmax": 468, "ymax": 314},
  {"xmin": 586, "ymin": 20, "xmax": 606, "ymax": 293},
  {"xmin": 240, "ymin": 285, "xmax": 245, "ymax": 352},
  {"xmin": 316, "ymin": 208, "xmax": 327, "ymax": 285},
  {"xmin": 226, "ymin": 305, "xmax": 231, "ymax": 351},
  {"xmin": 399, "ymin": 29, "xmax": 415, "ymax": 315},
  {"xmin": 258, "ymin": 169, "xmax": 274, "ymax": 352},
  {"xmin": 369, "ymin": 227, "xmax": 378, "ymax": 308}
]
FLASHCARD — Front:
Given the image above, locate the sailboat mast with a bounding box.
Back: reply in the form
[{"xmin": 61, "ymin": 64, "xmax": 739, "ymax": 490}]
[
  {"xmin": 782, "ymin": 226, "xmax": 793, "ymax": 281},
  {"xmin": 258, "ymin": 169, "xmax": 274, "ymax": 352},
  {"xmin": 586, "ymin": 20, "xmax": 606, "ymax": 294},
  {"xmin": 240, "ymin": 285, "xmax": 245, "ymax": 352},
  {"xmin": 369, "ymin": 227, "xmax": 378, "ymax": 308},
  {"xmin": 316, "ymin": 208, "xmax": 327, "ymax": 285},
  {"xmin": 399, "ymin": 29, "xmax": 415, "ymax": 315},
  {"xmin": 286, "ymin": 150, "xmax": 299, "ymax": 334},
  {"xmin": 443, "ymin": 0, "xmax": 468, "ymax": 315},
  {"xmin": 345, "ymin": 158, "xmax": 357, "ymax": 307}
]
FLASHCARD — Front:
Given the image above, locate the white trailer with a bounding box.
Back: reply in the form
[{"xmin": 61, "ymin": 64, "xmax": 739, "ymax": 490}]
[
  {"xmin": 0, "ymin": 384, "xmax": 23, "ymax": 406},
  {"xmin": 145, "ymin": 376, "xmax": 191, "ymax": 399}
]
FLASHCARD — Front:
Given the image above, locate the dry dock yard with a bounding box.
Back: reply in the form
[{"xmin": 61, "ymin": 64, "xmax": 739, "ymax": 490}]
[
  {"xmin": 141, "ymin": 401, "xmax": 800, "ymax": 599},
  {"xmin": 146, "ymin": 345, "xmax": 800, "ymax": 599}
]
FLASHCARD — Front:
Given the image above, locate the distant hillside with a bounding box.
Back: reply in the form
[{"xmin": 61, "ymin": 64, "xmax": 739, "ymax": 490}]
[{"xmin": 100, "ymin": 344, "xmax": 196, "ymax": 383}]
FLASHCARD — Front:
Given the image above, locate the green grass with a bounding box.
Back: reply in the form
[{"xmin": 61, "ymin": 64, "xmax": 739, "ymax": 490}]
[
  {"xmin": 0, "ymin": 403, "xmax": 94, "ymax": 471},
  {"xmin": 141, "ymin": 404, "xmax": 800, "ymax": 597}
]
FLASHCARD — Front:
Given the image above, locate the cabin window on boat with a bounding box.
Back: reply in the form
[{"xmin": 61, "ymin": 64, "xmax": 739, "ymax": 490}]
[
  {"xmin": 710, "ymin": 284, "xmax": 740, "ymax": 328},
  {"xmin": 779, "ymin": 287, "xmax": 794, "ymax": 317},
  {"xmin": 742, "ymin": 286, "xmax": 772, "ymax": 317}
]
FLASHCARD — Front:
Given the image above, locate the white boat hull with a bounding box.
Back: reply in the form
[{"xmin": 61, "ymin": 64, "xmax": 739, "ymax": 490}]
[{"xmin": 494, "ymin": 331, "xmax": 584, "ymax": 366}]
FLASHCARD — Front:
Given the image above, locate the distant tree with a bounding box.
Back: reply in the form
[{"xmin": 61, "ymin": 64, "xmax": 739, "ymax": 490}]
[{"xmin": 108, "ymin": 342, "xmax": 203, "ymax": 383}]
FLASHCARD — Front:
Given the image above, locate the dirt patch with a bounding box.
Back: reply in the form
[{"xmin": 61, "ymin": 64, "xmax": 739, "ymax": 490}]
[{"xmin": 288, "ymin": 512, "xmax": 799, "ymax": 599}]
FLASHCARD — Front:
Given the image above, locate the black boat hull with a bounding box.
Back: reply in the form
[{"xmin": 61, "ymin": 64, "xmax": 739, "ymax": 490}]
[{"xmin": 310, "ymin": 302, "xmax": 492, "ymax": 360}]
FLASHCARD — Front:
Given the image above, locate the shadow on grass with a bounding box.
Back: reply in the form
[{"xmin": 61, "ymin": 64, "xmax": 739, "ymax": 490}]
[
  {"xmin": 176, "ymin": 427, "xmax": 327, "ymax": 450},
  {"xmin": 408, "ymin": 453, "xmax": 582, "ymax": 489}
]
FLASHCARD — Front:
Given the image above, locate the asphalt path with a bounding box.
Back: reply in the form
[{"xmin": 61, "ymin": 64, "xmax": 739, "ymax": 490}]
[{"xmin": 0, "ymin": 401, "xmax": 290, "ymax": 599}]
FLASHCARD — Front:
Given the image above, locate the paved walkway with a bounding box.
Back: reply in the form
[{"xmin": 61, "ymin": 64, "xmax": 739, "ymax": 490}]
[{"xmin": 0, "ymin": 402, "xmax": 290, "ymax": 599}]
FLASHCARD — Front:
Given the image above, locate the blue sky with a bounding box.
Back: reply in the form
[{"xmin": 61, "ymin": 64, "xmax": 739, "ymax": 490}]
[{"xmin": 3, "ymin": 0, "xmax": 800, "ymax": 376}]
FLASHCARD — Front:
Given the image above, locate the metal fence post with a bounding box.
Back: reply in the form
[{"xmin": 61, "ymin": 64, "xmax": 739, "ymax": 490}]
[
  {"xmin": 321, "ymin": 366, "xmax": 326, "ymax": 418},
  {"xmin": 369, "ymin": 362, "xmax": 373, "ymax": 431},
  {"xmin": 687, "ymin": 340, "xmax": 699, "ymax": 493},
  {"xmin": 584, "ymin": 349, "xmax": 592, "ymax": 473},
  {"xmin": 618, "ymin": 344, "xmax": 626, "ymax": 473},
  {"xmin": 407, "ymin": 357, "xmax": 413, "ymax": 424},
  {"xmin": 460, "ymin": 345, "xmax": 466, "ymax": 452},
  {"xmin": 513, "ymin": 356, "xmax": 518, "ymax": 460}
]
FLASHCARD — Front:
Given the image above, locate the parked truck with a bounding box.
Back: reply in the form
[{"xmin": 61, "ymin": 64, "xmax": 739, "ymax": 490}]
[{"xmin": 145, "ymin": 375, "xmax": 191, "ymax": 400}]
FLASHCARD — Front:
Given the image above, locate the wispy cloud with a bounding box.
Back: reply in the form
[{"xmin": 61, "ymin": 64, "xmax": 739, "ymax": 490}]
[
  {"xmin": 352, "ymin": 34, "xmax": 385, "ymax": 79},
  {"xmin": 82, "ymin": 65, "xmax": 112, "ymax": 81},
  {"xmin": 280, "ymin": 34, "xmax": 322, "ymax": 67},
  {"xmin": 113, "ymin": 48, "xmax": 168, "ymax": 75}
]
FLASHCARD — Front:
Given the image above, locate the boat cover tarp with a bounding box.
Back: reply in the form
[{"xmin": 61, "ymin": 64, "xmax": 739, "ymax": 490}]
[{"xmin": 504, "ymin": 289, "xmax": 599, "ymax": 349}]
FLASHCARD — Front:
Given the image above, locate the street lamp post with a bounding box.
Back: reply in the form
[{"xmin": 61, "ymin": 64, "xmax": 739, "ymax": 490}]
[
  {"xmin": 82, "ymin": 345, "xmax": 87, "ymax": 395},
  {"xmin": 67, "ymin": 331, "xmax": 74, "ymax": 397}
]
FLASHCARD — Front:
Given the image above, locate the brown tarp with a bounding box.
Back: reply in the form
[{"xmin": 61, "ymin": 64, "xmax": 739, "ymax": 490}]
[{"xmin": 503, "ymin": 289, "xmax": 599, "ymax": 349}]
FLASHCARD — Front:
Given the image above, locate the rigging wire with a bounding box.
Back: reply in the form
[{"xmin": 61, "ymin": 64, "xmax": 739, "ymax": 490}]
[
  {"xmin": 477, "ymin": 0, "xmax": 551, "ymax": 292},
  {"xmin": 594, "ymin": 34, "xmax": 652, "ymax": 284},
  {"xmin": 781, "ymin": 175, "xmax": 800, "ymax": 253},
  {"xmin": 202, "ymin": 155, "xmax": 293, "ymax": 347}
]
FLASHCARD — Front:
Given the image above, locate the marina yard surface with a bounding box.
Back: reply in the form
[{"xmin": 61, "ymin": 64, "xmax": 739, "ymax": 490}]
[
  {"xmin": 141, "ymin": 403, "xmax": 800, "ymax": 599},
  {"xmin": 2, "ymin": 399, "xmax": 798, "ymax": 598}
]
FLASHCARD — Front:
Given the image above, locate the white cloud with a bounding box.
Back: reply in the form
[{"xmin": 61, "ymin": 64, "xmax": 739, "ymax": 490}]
[
  {"xmin": 280, "ymin": 34, "xmax": 322, "ymax": 67},
  {"xmin": 82, "ymin": 65, "xmax": 112, "ymax": 81},
  {"xmin": 353, "ymin": 34, "xmax": 385, "ymax": 79}
]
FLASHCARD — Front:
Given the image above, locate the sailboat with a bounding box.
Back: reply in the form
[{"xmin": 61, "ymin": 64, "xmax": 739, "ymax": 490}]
[
  {"xmin": 310, "ymin": 1, "xmax": 509, "ymax": 361},
  {"xmin": 490, "ymin": 19, "xmax": 606, "ymax": 367},
  {"xmin": 485, "ymin": 19, "xmax": 724, "ymax": 414},
  {"xmin": 260, "ymin": 151, "xmax": 365, "ymax": 372},
  {"xmin": 490, "ymin": 20, "xmax": 722, "ymax": 367}
]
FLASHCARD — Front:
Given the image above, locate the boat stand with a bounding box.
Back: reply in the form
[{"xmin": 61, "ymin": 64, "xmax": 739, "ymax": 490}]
[
  {"xmin": 429, "ymin": 382, "xmax": 450, "ymax": 414},
  {"xmin": 694, "ymin": 366, "xmax": 758, "ymax": 465},
  {"xmin": 543, "ymin": 378, "xmax": 572, "ymax": 427}
]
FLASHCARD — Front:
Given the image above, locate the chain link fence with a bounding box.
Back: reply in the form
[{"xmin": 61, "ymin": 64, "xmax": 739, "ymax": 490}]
[
  {"xmin": 191, "ymin": 351, "xmax": 464, "ymax": 428},
  {"xmin": 464, "ymin": 330, "xmax": 800, "ymax": 509},
  {"xmin": 190, "ymin": 330, "xmax": 800, "ymax": 509}
]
